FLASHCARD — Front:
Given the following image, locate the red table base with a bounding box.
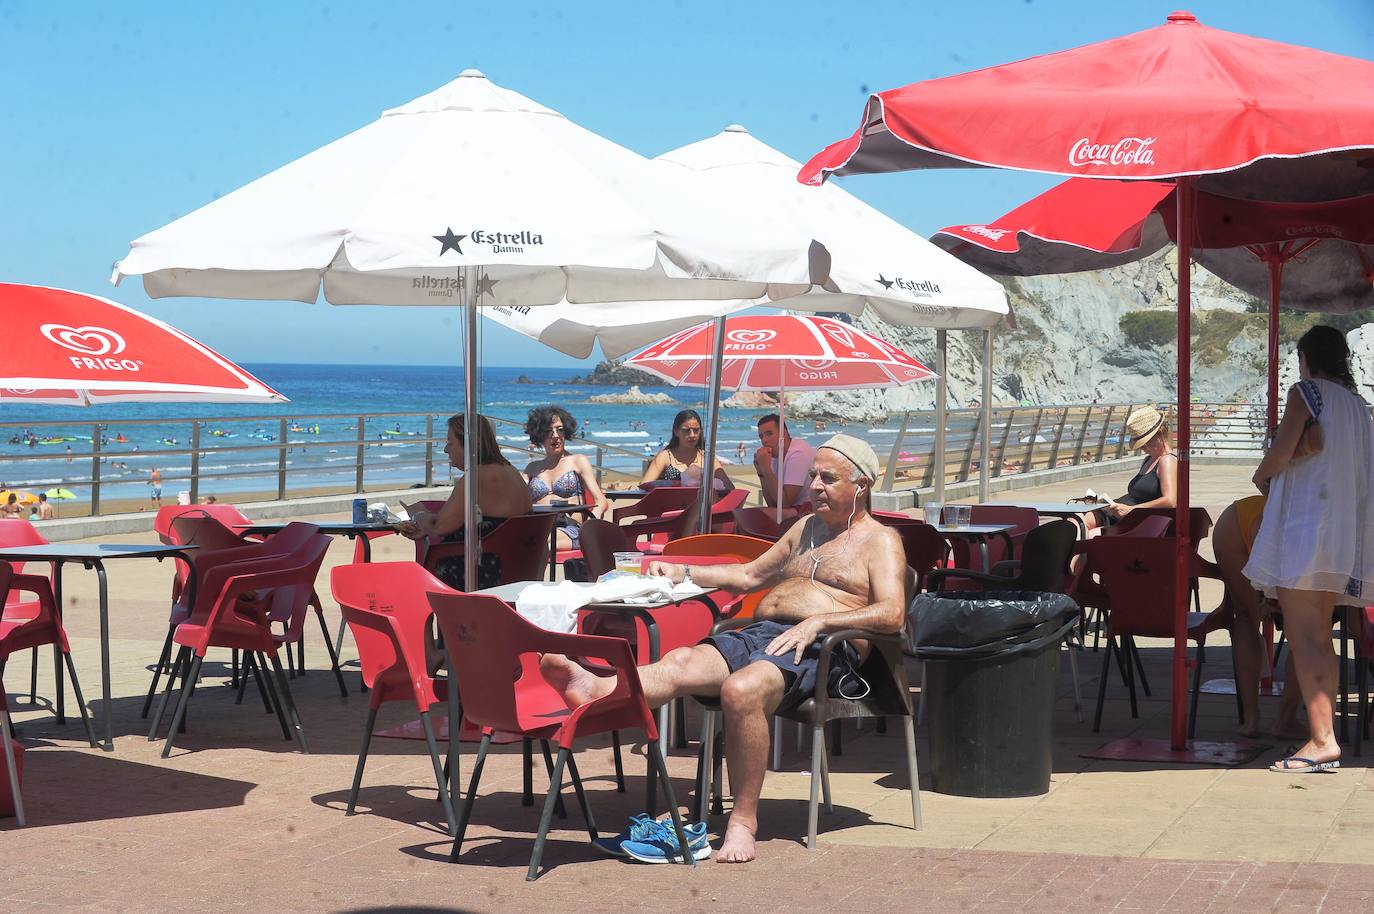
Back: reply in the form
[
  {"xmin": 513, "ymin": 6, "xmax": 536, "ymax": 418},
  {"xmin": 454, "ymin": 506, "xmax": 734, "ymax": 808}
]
[
  {"xmin": 1082, "ymin": 737, "xmax": 1269, "ymax": 766},
  {"xmin": 375, "ymin": 717, "xmax": 521, "ymax": 745}
]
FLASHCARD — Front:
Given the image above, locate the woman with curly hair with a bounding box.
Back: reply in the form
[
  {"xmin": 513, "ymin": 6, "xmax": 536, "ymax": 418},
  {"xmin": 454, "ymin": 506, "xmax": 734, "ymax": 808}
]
[
  {"xmin": 523, "ymin": 405, "xmax": 608, "ymax": 550},
  {"xmin": 1246, "ymin": 325, "xmax": 1374, "ymax": 773}
]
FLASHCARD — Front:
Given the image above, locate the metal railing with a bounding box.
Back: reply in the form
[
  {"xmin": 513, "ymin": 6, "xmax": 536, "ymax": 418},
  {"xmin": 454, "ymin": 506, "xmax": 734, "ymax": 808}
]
[
  {"xmin": 875, "ymin": 401, "xmax": 1264, "ymax": 493},
  {"xmin": 0, "ymin": 402, "xmax": 1264, "ymax": 516},
  {"xmin": 0, "ymin": 410, "xmax": 658, "ymax": 517}
]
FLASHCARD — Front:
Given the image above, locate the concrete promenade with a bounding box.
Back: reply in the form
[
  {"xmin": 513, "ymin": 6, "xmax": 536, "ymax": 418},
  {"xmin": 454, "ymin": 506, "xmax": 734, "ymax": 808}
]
[{"xmin": 3, "ymin": 464, "xmax": 1373, "ymax": 912}]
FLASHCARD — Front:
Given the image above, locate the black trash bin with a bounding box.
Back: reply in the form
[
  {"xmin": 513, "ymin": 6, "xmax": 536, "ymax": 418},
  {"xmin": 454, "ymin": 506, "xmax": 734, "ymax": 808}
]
[{"xmin": 910, "ymin": 590, "xmax": 1078, "ymax": 798}]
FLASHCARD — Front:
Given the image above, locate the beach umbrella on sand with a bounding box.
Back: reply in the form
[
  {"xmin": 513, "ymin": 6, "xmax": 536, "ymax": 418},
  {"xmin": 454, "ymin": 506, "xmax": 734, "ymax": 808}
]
[
  {"xmin": 0, "ymin": 283, "xmax": 286, "ymax": 406},
  {"xmin": 933, "ymin": 179, "xmax": 1374, "ymax": 428},
  {"xmin": 800, "ymin": 10, "xmax": 1374, "ymax": 758},
  {"xmin": 43, "ymin": 488, "xmax": 77, "ymax": 500},
  {"xmin": 626, "ymin": 314, "xmax": 936, "ymax": 520},
  {"xmin": 486, "ymin": 124, "xmax": 1009, "ymax": 523},
  {"xmin": 0, "ymin": 490, "xmax": 39, "ymax": 507},
  {"xmin": 113, "ymin": 70, "xmax": 819, "ymax": 589}
]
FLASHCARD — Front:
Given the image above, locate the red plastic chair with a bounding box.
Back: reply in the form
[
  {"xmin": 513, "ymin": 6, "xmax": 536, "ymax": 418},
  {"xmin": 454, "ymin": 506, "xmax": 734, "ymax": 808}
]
[
  {"xmin": 939, "ymin": 506, "xmax": 1039, "ymax": 590},
  {"xmin": 428, "ymin": 591, "xmax": 695, "ymax": 880},
  {"xmin": 417, "ymin": 513, "xmax": 556, "ymax": 589},
  {"xmin": 661, "ymin": 533, "xmax": 772, "ymax": 621},
  {"xmin": 621, "ymin": 499, "xmax": 702, "ymax": 554},
  {"xmin": 610, "ymin": 486, "xmax": 700, "ymax": 525},
  {"xmin": 706, "ymin": 488, "xmax": 750, "ymax": 533},
  {"xmin": 331, "ymin": 562, "xmax": 459, "ymax": 835},
  {"xmin": 0, "ymin": 564, "xmax": 96, "ymax": 747},
  {"xmin": 874, "ymin": 515, "xmax": 951, "ymax": 593},
  {"xmin": 149, "ymin": 527, "xmax": 331, "ymax": 757},
  {"xmin": 0, "ymin": 520, "xmax": 56, "ymax": 709},
  {"xmin": 153, "ymin": 503, "xmax": 253, "ymax": 545},
  {"xmin": 1086, "ymin": 537, "xmax": 1220, "ymax": 735}
]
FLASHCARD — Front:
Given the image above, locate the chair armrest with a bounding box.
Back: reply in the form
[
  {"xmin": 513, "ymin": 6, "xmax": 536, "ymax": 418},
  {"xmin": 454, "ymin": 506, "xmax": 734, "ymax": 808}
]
[
  {"xmin": 710, "ymin": 616, "xmax": 754, "ymax": 636},
  {"xmin": 989, "ymin": 559, "xmax": 1021, "ymax": 577},
  {"xmin": 812, "ymin": 628, "xmax": 902, "ymax": 707}
]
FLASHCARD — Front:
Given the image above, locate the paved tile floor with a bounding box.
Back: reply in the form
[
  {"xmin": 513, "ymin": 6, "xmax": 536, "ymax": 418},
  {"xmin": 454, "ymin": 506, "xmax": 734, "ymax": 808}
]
[{"xmin": 3, "ymin": 465, "xmax": 1373, "ymax": 912}]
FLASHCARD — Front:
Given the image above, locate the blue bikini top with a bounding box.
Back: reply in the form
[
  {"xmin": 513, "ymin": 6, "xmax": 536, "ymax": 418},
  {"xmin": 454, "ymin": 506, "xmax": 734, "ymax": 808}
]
[{"xmin": 529, "ymin": 469, "xmax": 583, "ymax": 501}]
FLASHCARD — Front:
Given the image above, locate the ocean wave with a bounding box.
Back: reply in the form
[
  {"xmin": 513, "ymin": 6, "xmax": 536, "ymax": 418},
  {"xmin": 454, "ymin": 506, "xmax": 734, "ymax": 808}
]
[{"xmin": 586, "ymin": 431, "xmax": 651, "ymax": 439}]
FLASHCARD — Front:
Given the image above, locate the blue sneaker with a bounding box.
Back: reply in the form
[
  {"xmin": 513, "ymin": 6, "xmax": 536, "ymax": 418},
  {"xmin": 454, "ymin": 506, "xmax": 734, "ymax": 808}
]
[
  {"xmin": 620, "ymin": 817, "xmax": 712, "ymax": 863},
  {"xmin": 593, "ymin": 814, "xmax": 709, "ymax": 860}
]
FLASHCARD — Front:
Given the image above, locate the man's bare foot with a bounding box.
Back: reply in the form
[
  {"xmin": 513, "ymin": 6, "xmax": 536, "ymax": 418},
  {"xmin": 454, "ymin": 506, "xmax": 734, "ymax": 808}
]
[
  {"xmin": 538, "ymin": 653, "xmax": 616, "ymax": 709},
  {"xmin": 1286, "ymin": 739, "xmax": 1340, "ymax": 766},
  {"xmin": 714, "ymin": 820, "xmax": 757, "ymax": 863}
]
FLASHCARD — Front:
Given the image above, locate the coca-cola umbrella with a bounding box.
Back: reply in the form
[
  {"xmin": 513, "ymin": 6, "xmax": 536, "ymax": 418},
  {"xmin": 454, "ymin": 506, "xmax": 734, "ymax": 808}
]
[
  {"xmin": 0, "ymin": 283, "xmax": 285, "ymax": 406},
  {"xmin": 800, "ymin": 10, "xmax": 1374, "ymax": 758},
  {"xmin": 933, "ymin": 179, "xmax": 1374, "ymax": 427},
  {"xmin": 626, "ymin": 314, "xmax": 936, "ymax": 519}
]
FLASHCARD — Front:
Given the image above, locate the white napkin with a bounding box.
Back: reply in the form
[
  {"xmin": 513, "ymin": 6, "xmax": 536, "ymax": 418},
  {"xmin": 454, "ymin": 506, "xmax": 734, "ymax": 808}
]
[{"xmin": 514, "ymin": 581, "xmax": 592, "ymax": 633}]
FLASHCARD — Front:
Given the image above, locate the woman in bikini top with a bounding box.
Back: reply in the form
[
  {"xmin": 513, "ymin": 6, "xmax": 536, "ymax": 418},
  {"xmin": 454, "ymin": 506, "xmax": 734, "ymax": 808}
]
[
  {"xmin": 522, "ymin": 405, "xmax": 608, "ymax": 550},
  {"xmin": 638, "ymin": 408, "xmax": 735, "ymax": 492}
]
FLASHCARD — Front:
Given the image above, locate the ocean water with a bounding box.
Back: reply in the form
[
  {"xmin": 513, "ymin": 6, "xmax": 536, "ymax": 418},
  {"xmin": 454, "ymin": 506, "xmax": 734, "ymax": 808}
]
[{"xmin": 1, "ymin": 363, "xmax": 950, "ymax": 504}]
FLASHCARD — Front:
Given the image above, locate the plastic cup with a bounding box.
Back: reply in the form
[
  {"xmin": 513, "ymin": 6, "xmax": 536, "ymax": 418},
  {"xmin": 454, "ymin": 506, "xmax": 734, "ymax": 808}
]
[
  {"xmin": 922, "ymin": 502, "xmax": 943, "ymax": 526},
  {"xmin": 954, "ymin": 505, "xmax": 972, "ymax": 527},
  {"xmin": 614, "ymin": 551, "xmax": 645, "ymax": 574}
]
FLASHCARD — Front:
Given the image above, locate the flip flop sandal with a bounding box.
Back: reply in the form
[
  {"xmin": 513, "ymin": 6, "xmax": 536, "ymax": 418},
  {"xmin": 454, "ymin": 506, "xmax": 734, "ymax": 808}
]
[{"xmin": 1270, "ymin": 755, "xmax": 1340, "ymax": 773}]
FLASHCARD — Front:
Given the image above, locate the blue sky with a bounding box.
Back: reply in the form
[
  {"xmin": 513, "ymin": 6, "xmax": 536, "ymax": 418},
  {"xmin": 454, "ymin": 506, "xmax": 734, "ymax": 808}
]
[{"xmin": 3, "ymin": 1, "xmax": 1370, "ymax": 367}]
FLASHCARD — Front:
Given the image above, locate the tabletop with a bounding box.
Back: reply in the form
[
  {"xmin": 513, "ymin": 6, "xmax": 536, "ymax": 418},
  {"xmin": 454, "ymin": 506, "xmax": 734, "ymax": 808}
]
[
  {"xmin": 930, "ymin": 523, "xmax": 1016, "ymax": 536},
  {"xmin": 603, "ymin": 489, "xmax": 650, "ymax": 501},
  {"xmin": 476, "ymin": 579, "xmax": 715, "ymax": 609},
  {"xmin": 234, "ymin": 521, "xmax": 398, "ymax": 535},
  {"xmin": 0, "ymin": 543, "xmax": 198, "ymax": 560},
  {"xmin": 996, "ymin": 502, "xmax": 1104, "ymax": 515},
  {"xmin": 532, "ymin": 503, "xmax": 596, "ymax": 516}
]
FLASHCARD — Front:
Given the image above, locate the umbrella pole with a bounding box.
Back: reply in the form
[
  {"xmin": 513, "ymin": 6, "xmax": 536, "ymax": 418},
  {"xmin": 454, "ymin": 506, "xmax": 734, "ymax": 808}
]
[
  {"xmin": 462, "ymin": 267, "xmax": 480, "ymax": 590},
  {"xmin": 1266, "ymin": 252, "xmax": 1282, "ymax": 432},
  {"xmin": 980, "ymin": 329, "xmax": 992, "ymax": 503},
  {"xmin": 777, "ymin": 381, "xmax": 787, "ymax": 525},
  {"xmin": 933, "ymin": 330, "xmax": 947, "ymax": 504},
  {"xmin": 1170, "ymin": 177, "xmax": 1195, "ymax": 752},
  {"xmin": 699, "ymin": 317, "xmax": 726, "ymax": 535}
]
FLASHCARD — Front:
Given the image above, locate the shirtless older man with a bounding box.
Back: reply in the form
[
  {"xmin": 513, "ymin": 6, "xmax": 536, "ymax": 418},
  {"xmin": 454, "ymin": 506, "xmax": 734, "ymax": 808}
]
[{"xmin": 542, "ymin": 434, "xmax": 906, "ymax": 863}]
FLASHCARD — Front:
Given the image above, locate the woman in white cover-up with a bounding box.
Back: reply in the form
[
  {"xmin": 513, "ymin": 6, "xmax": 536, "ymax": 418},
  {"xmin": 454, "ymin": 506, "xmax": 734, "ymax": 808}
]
[{"xmin": 1245, "ymin": 326, "xmax": 1374, "ymax": 773}]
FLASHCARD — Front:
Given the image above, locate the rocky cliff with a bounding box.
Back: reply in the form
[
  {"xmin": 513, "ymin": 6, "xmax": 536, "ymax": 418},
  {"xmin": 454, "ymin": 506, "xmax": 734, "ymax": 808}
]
[{"xmin": 787, "ymin": 247, "xmax": 1368, "ymax": 420}]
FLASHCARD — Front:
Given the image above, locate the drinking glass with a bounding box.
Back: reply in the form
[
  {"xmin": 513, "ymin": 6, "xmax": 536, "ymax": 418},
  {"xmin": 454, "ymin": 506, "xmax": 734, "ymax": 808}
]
[
  {"xmin": 614, "ymin": 551, "xmax": 646, "ymax": 574},
  {"xmin": 922, "ymin": 502, "xmax": 943, "ymax": 526}
]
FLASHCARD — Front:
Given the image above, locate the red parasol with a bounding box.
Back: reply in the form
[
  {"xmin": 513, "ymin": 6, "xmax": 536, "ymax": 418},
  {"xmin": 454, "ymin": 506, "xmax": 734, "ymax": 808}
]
[
  {"xmin": 801, "ymin": 10, "xmax": 1374, "ymax": 756},
  {"xmin": 0, "ymin": 283, "xmax": 285, "ymax": 406}
]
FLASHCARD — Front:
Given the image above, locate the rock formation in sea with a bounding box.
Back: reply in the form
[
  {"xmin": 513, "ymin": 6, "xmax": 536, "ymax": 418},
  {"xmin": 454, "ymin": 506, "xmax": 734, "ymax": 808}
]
[
  {"xmin": 564, "ymin": 360, "xmax": 660, "ymax": 386},
  {"xmin": 721, "ymin": 390, "xmax": 778, "ymax": 409},
  {"xmin": 587, "ymin": 385, "xmax": 677, "ymax": 405}
]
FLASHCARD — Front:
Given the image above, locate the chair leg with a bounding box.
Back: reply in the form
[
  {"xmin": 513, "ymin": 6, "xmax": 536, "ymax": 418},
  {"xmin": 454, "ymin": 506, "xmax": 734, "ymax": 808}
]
[
  {"xmin": 60, "ymin": 652, "xmax": 97, "ymax": 749},
  {"xmin": 646, "ymin": 740, "xmax": 696, "ymax": 868},
  {"xmin": 316, "ymin": 608, "xmax": 349, "ymax": 698},
  {"xmin": 829, "ymin": 719, "xmax": 843, "ymax": 757},
  {"xmin": 673, "ymin": 697, "xmax": 689, "ymax": 749},
  {"xmin": 521, "ymin": 738, "xmax": 534, "ymax": 807},
  {"xmin": 1355, "ymin": 646, "xmax": 1366, "ymax": 757},
  {"xmin": 526, "ymin": 747, "xmax": 569, "ymax": 881},
  {"xmin": 901, "ymin": 715, "xmax": 922, "ymax": 831},
  {"xmin": 770, "ymin": 716, "xmax": 782, "ymax": 770},
  {"xmin": 450, "ymin": 732, "xmax": 492, "ymax": 861},
  {"xmin": 0, "ymin": 708, "xmax": 23, "ymax": 827},
  {"xmin": 807, "ymin": 724, "xmax": 823, "ymax": 849},
  {"xmin": 29, "ymin": 646, "xmax": 38, "ymax": 704},
  {"xmin": 1093, "ymin": 637, "xmax": 1113, "ymax": 733},
  {"xmin": 346, "ymin": 705, "xmax": 378, "ymax": 815},
  {"xmin": 149, "ymin": 646, "xmax": 189, "ymax": 741},
  {"xmin": 234, "ymin": 652, "xmax": 253, "ymax": 706},
  {"xmin": 161, "ymin": 654, "xmax": 203, "ymax": 758},
  {"xmin": 231, "ymin": 648, "xmax": 239, "ymax": 689},
  {"xmin": 711, "ymin": 720, "xmax": 725, "ymax": 817},
  {"xmin": 265, "ymin": 651, "xmax": 308, "ymax": 753},
  {"xmin": 1188, "ymin": 643, "xmax": 1205, "ymax": 740},
  {"xmin": 1128, "ymin": 636, "xmax": 1152, "ymax": 697},
  {"xmin": 445, "ymin": 658, "xmax": 462, "ymax": 805},
  {"xmin": 564, "ymin": 751, "xmax": 599, "ymax": 840},
  {"xmin": 610, "ymin": 730, "xmax": 626, "ymax": 792},
  {"xmin": 539, "ymin": 740, "xmax": 567, "ymax": 819},
  {"xmin": 1065, "ymin": 638, "xmax": 1084, "ymax": 723},
  {"xmin": 141, "ymin": 625, "xmax": 176, "ymax": 719},
  {"xmin": 818, "ymin": 729, "xmax": 833, "ymax": 813},
  {"xmin": 255, "ymin": 652, "xmax": 292, "ymax": 740},
  {"xmin": 420, "ymin": 711, "xmax": 457, "ymax": 837},
  {"xmin": 52, "ymin": 642, "xmax": 64, "ymax": 724},
  {"xmin": 1122, "ymin": 637, "xmax": 1140, "ymax": 719},
  {"xmin": 695, "ymin": 709, "xmax": 715, "ymax": 823}
]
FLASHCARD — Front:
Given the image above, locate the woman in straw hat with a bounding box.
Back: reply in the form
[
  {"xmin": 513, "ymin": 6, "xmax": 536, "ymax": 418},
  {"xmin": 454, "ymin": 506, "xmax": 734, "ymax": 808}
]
[
  {"xmin": 1245, "ymin": 325, "xmax": 1374, "ymax": 773},
  {"xmin": 1083, "ymin": 405, "xmax": 1177, "ymax": 533}
]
